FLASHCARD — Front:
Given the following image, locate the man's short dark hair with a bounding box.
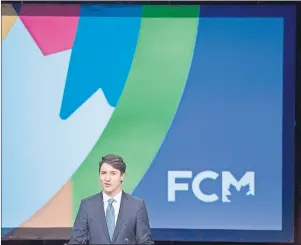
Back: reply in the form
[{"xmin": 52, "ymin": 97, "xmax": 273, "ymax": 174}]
[{"xmin": 99, "ymin": 154, "xmax": 126, "ymax": 174}]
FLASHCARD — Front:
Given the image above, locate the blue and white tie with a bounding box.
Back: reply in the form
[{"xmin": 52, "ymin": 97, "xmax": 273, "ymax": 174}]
[{"xmin": 106, "ymin": 198, "xmax": 115, "ymax": 240}]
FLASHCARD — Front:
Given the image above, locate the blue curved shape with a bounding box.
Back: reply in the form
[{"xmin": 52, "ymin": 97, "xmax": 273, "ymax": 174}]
[
  {"xmin": 133, "ymin": 17, "xmax": 284, "ymax": 232},
  {"xmin": 60, "ymin": 5, "xmax": 142, "ymax": 119}
]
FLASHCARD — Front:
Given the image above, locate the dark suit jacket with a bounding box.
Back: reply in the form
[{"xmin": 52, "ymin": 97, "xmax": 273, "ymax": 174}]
[{"xmin": 69, "ymin": 191, "xmax": 153, "ymax": 244}]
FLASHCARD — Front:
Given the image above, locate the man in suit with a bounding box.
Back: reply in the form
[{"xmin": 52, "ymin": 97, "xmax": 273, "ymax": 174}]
[{"xmin": 69, "ymin": 154, "xmax": 153, "ymax": 244}]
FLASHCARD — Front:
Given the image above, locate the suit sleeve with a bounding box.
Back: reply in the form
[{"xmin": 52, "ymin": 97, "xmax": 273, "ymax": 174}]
[
  {"xmin": 68, "ymin": 200, "xmax": 89, "ymax": 244},
  {"xmin": 136, "ymin": 200, "xmax": 153, "ymax": 245}
]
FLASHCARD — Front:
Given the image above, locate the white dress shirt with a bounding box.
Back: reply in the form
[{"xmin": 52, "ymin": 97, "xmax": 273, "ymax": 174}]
[{"xmin": 103, "ymin": 191, "xmax": 122, "ymax": 225}]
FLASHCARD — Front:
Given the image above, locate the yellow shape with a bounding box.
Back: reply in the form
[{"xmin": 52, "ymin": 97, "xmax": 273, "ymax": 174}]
[{"xmin": 2, "ymin": 4, "xmax": 18, "ymax": 40}]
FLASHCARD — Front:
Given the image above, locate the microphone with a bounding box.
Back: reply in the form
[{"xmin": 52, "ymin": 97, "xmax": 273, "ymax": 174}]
[
  {"xmin": 65, "ymin": 215, "xmax": 96, "ymax": 245},
  {"xmin": 120, "ymin": 219, "xmax": 154, "ymax": 245},
  {"xmin": 120, "ymin": 219, "xmax": 137, "ymax": 244}
]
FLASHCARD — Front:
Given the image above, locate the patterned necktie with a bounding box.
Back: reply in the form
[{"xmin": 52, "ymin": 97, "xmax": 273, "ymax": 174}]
[{"xmin": 106, "ymin": 198, "xmax": 115, "ymax": 240}]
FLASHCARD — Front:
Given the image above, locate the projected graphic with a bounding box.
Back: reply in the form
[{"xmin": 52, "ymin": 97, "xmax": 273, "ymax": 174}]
[{"xmin": 2, "ymin": 4, "xmax": 295, "ymax": 242}]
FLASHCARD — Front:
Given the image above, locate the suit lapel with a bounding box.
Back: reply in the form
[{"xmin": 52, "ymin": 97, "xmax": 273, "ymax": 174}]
[
  {"xmin": 112, "ymin": 191, "xmax": 128, "ymax": 243},
  {"xmin": 99, "ymin": 192, "xmax": 111, "ymax": 242}
]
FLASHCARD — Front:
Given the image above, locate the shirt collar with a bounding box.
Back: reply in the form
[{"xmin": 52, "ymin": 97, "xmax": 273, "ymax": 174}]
[{"xmin": 103, "ymin": 190, "xmax": 122, "ymax": 204}]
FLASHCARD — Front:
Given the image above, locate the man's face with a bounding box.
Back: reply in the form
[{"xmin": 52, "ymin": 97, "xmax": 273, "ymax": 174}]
[{"xmin": 99, "ymin": 163, "xmax": 125, "ymax": 196}]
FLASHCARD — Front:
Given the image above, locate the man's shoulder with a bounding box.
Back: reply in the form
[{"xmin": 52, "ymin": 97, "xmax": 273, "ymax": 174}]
[
  {"xmin": 81, "ymin": 192, "xmax": 101, "ymax": 204},
  {"xmin": 123, "ymin": 191, "xmax": 145, "ymax": 205}
]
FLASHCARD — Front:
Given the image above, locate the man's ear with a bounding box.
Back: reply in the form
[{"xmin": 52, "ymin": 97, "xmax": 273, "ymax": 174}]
[{"xmin": 121, "ymin": 173, "xmax": 125, "ymax": 182}]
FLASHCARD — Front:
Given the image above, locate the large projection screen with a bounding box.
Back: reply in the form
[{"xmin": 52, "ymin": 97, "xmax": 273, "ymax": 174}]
[{"xmin": 2, "ymin": 3, "xmax": 296, "ymax": 242}]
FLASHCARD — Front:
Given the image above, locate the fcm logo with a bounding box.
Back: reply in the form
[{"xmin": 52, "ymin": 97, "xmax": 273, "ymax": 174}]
[{"xmin": 168, "ymin": 171, "xmax": 255, "ymax": 202}]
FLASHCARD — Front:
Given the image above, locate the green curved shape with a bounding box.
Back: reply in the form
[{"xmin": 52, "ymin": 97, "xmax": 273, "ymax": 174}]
[{"xmin": 72, "ymin": 5, "xmax": 200, "ymax": 218}]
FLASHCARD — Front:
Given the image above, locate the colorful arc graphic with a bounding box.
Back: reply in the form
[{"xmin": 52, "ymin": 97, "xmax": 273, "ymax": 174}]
[
  {"xmin": 71, "ymin": 5, "xmax": 200, "ymax": 219},
  {"xmin": 2, "ymin": 4, "xmax": 200, "ymax": 228},
  {"xmin": 3, "ymin": 5, "xmax": 294, "ymax": 243}
]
